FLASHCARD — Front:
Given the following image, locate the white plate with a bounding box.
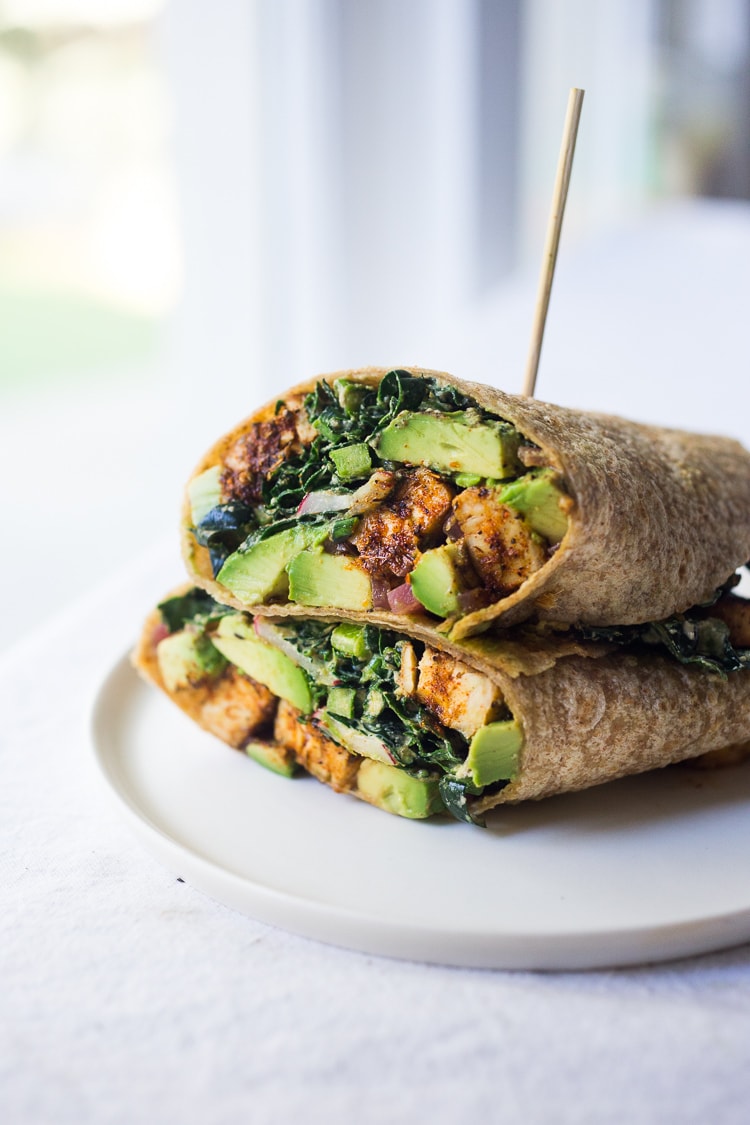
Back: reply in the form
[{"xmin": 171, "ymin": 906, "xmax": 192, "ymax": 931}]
[{"xmin": 92, "ymin": 653, "xmax": 750, "ymax": 970}]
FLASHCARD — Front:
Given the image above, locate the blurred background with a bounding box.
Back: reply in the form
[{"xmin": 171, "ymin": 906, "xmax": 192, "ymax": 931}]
[{"xmin": 1, "ymin": 0, "xmax": 750, "ymax": 648}]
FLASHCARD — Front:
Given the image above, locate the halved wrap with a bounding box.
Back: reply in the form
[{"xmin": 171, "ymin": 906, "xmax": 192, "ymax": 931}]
[
  {"xmin": 132, "ymin": 586, "xmax": 750, "ymax": 823},
  {"xmin": 181, "ymin": 367, "xmax": 750, "ymax": 641}
]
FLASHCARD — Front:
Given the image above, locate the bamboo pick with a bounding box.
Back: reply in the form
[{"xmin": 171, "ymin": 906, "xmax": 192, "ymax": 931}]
[{"xmin": 521, "ymin": 87, "xmax": 585, "ymax": 398}]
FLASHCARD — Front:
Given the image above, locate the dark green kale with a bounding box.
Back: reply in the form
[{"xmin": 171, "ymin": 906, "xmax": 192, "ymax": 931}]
[
  {"xmin": 238, "ymin": 513, "xmax": 329, "ymax": 550},
  {"xmin": 696, "ymin": 571, "xmax": 741, "ymax": 606},
  {"xmin": 574, "ymin": 592, "xmax": 750, "ymax": 678},
  {"xmin": 260, "ymin": 370, "xmax": 493, "ymax": 519},
  {"xmin": 158, "ymin": 588, "xmax": 233, "ymax": 634},
  {"xmin": 194, "ymin": 502, "xmax": 258, "ymax": 573},
  {"xmin": 277, "ymin": 617, "xmax": 470, "ymax": 784},
  {"xmin": 642, "ymin": 617, "xmax": 750, "ymax": 676},
  {"xmin": 438, "ymin": 777, "xmax": 486, "ymax": 827},
  {"xmin": 304, "ymin": 369, "xmax": 482, "ymax": 448},
  {"xmin": 325, "ymin": 625, "xmax": 469, "ymax": 776}
]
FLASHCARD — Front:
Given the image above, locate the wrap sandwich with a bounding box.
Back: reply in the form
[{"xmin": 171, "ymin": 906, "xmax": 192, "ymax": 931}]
[
  {"xmin": 181, "ymin": 367, "xmax": 750, "ymax": 642},
  {"xmin": 133, "ymin": 585, "xmax": 750, "ymax": 824}
]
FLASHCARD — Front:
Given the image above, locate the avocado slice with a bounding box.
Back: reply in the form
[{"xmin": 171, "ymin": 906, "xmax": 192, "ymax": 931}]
[
  {"xmin": 156, "ymin": 630, "xmax": 227, "ymax": 692},
  {"xmin": 288, "ymin": 551, "xmax": 372, "ymax": 611},
  {"xmin": 217, "ymin": 526, "xmax": 321, "ymax": 606},
  {"xmin": 330, "ymin": 623, "xmax": 371, "ymax": 660},
  {"xmin": 188, "ymin": 465, "xmax": 222, "ymax": 526},
  {"xmin": 462, "ymin": 719, "xmax": 522, "ymax": 787},
  {"xmin": 212, "ymin": 614, "xmax": 312, "ymax": 713},
  {"xmin": 245, "ymin": 740, "xmax": 298, "ymax": 777},
  {"xmin": 376, "ymin": 411, "xmax": 520, "ymax": 479},
  {"xmin": 409, "ymin": 544, "xmax": 464, "ymax": 617},
  {"xmin": 321, "ymin": 712, "xmax": 394, "ymax": 764},
  {"xmin": 356, "ymin": 759, "xmax": 445, "ymax": 819},
  {"xmin": 498, "ymin": 469, "xmax": 569, "ymax": 544},
  {"xmin": 330, "ymin": 443, "xmax": 372, "ymax": 481}
]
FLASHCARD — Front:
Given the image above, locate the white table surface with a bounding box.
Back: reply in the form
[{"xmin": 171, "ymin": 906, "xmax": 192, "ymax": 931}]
[{"xmin": 3, "ymin": 201, "xmax": 750, "ymax": 1123}]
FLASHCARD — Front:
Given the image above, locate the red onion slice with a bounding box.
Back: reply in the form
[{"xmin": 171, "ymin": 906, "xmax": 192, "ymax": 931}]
[
  {"xmin": 457, "ymin": 588, "xmax": 492, "ymax": 613},
  {"xmin": 387, "ymin": 582, "xmax": 422, "ymax": 614},
  {"xmin": 370, "ymin": 575, "xmax": 392, "ymax": 610}
]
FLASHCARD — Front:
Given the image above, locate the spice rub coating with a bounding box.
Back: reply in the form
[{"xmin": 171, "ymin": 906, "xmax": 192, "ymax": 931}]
[
  {"xmin": 222, "ymin": 400, "xmax": 314, "ymax": 506},
  {"xmin": 274, "ymin": 701, "xmax": 360, "ymax": 791},
  {"xmin": 352, "ymin": 468, "xmax": 455, "ymax": 579}
]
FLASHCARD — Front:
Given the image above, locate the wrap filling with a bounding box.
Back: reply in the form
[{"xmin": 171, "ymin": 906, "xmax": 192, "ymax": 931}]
[
  {"xmin": 151, "ymin": 587, "xmax": 524, "ymax": 822},
  {"xmin": 188, "ymin": 370, "xmax": 572, "ymax": 623}
]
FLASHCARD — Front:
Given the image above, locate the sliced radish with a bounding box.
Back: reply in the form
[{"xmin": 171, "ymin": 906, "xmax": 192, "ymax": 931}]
[
  {"xmin": 253, "ymin": 615, "xmax": 336, "ymax": 682},
  {"xmin": 319, "ymin": 712, "xmax": 396, "ymax": 764},
  {"xmin": 297, "ymin": 491, "xmax": 352, "ymax": 515}
]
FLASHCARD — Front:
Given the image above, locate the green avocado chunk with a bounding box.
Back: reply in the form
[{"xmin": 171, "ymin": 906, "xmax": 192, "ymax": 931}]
[
  {"xmin": 245, "ymin": 740, "xmax": 298, "ymax": 777},
  {"xmin": 217, "ymin": 526, "xmax": 321, "ymax": 606},
  {"xmin": 376, "ymin": 410, "xmax": 520, "ymax": 480},
  {"xmin": 356, "ymin": 760, "xmax": 445, "ymax": 819},
  {"xmin": 288, "ymin": 550, "xmax": 373, "ymax": 610},
  {"xmin": 463, "ymin": 719, "xmax": 522, "ymax": 787},
  {"xmin": 330, "ymin": 443, "xmax": 372, "ymax": 481},
  {"xmin": 212, "ymin": 614, "xmax": 312, "ymax": 713},
  {"xmin": 409, "ymin": 544, "xmax": 464, "ymax": 617},
  {"xmin": 188, "ymin": 465, "xmax": 223, "ymax": 526},
  {"xmin": 156, "ymin": 630, "xmax": 227, "ymax": 692},
  {"xmin": 326, "ymin": 687, "xmax": 356, "ymax": 719},
  {"xmin": 330, "ymin": 622, "xmax": 371, "ymax": 660},
  {"xmin": 498, "ymin": 469, "xmax": 569, "ymax": 544},
  {"xmin": 334, "ymin": 378, "xmax": 368, "ymax": 413}
]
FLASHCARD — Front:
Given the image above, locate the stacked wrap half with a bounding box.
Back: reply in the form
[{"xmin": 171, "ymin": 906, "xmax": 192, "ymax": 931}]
[{"xmin": 133, "ymin": 367, "xmax": 750, "ymax": 822}]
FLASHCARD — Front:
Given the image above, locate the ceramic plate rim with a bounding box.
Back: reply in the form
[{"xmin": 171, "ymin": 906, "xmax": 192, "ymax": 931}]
[{"xmin": 90, "ymin": 651, "xmax": 750, "ymax": 971}]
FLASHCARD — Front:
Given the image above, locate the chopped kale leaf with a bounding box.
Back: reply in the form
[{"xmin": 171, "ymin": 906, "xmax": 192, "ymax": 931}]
[
  {"xmin": 573, "ymin": 589, "xmax": 750, "ymax": 678},
  {"xmin": 194, "ymin": 502, "xmax": 258, "ymax": 574},
  {"xmin": 158, "ymin": 589, "xmax": 233, "ymax": 634},
  {"xmin": 438, "ymin": 777, "xmax": 486, "ymax": 827},
  {"xmin": 268, "ymin": 617, "xmax": 469, "ymax": 779},
  {"xmin": 260, "ymin": 371, "xmax": 494, "ymax": 521}
]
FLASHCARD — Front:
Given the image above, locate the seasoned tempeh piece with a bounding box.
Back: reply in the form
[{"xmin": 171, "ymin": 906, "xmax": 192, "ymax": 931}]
[
  {"xmin": 274, "ymin": 701, "xmax": 360, "ymax": 792},
  {"xmin": 452, "ymin": 486, "xmax": 547, "ymax": 596}
]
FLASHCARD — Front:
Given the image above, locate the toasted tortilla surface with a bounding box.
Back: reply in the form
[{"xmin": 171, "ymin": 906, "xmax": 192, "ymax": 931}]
[{"xmin": 181, "ymin": 367, "xmax": 750, "ymax": 641}]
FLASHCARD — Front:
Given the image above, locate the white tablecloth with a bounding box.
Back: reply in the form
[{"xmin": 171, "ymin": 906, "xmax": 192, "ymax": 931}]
[{"xmin": 2, "ymin": 540, "xmax": 750, "ymax": 1125}]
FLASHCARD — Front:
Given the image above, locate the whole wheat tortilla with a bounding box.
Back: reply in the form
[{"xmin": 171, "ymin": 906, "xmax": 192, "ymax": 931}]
[
  {"xmin": 181, "ymin": 366, "xmax": 750, "ymax": 641},
  {"xmin": 132, "ymin": 591, "xmax": 750, "ymax": 817},
  {"xmin": 476, "ymin": 644, "xmax": 750, "ymax": 811}
]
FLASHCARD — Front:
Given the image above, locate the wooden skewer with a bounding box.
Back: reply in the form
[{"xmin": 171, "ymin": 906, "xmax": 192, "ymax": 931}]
[{"xmin": 521, "ymin": 87, "xmax": 585, "ymax": 398}]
